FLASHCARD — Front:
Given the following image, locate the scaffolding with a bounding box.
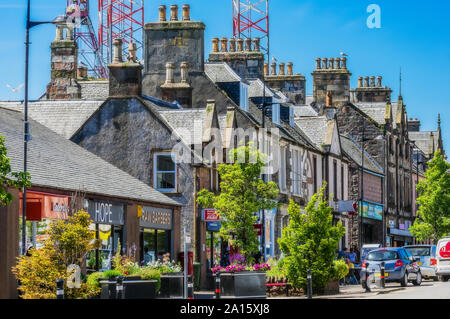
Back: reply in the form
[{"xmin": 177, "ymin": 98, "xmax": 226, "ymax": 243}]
[
  {"xmin": 232, "ymin": 0, "xmax": 270, "ymax": 55},
  {"xmin": 67, "ymin": 0, "xmax": 107, "ymax": 78},
  {"xmin": 98, "ymin": 0, "xmax": 145, "ymax": 67}
]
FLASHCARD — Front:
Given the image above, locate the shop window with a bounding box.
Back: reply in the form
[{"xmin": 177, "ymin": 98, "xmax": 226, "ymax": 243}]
[
  {"xmin": 141, "ymin": 228, "xmax": 171, "ymax": 264},
  {"xmin": 154, "ymin": 153, "xmax": 177, "ymax": 192}
]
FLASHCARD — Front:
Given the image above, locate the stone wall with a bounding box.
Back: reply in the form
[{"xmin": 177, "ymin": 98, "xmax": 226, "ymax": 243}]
[{"xmin": 79, "ymin": 81, "xmax": 109, "ymax": 100}]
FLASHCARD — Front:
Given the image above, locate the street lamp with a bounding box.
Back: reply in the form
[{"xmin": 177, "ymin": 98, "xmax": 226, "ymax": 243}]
[{"xmin": 21, "ymin": 0, "xmax": 66, "ymax": 255}]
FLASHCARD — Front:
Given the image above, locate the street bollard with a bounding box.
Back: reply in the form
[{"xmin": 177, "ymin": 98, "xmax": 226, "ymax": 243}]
[
  {"xmin": 380, "ymin": 262, "xmax": 386, "ymax": 289},
  {"xmin": 365, "ymin": 263, "xmax": 371, "ymax": 293},
  {"xmin": 215, "ymin": 272, "xmax": 221, "ymax": 299},
  {"xmin": 307, "ymin": 269, "xmax": 312, "ymax": 299},
  {"xmin": 116, "ymin": 276, "xmax": 124, "ymax": 299},
  {"xmin": 187, "ymin": 281, "xmax": 194, "ymax": 299},
  {"xmin": 56, "ymin": 279, "xmax": 64, "ymax": 299}
]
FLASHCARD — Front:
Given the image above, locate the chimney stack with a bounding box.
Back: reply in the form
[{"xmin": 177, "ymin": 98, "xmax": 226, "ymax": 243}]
[
  {"xmin": 287, "ymin": 62, "xmax": 293, "ymax": 76},
  {"xmin": 170, "ymin": 5, "xmax": 178, "ymax": 21},
  {"xmin": 182, "ymin": 4, "xmax": 190, "ymax": 21},
  {"xmin": 159, "ymin": 5, "xmax": 167, "ymax": 21}
]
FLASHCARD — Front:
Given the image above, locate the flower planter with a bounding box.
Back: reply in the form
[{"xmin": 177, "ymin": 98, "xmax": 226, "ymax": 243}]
[
  {"xmin": 219, "ymin": 272, "xmax": 267, "ymax": 299},
  {"xmin": 158, "ymin": 273, "xmax": 184, "ymax": 299},
  {"xmin": 99, "ymin": 278, "xmax": 158, "ymax": 299}
]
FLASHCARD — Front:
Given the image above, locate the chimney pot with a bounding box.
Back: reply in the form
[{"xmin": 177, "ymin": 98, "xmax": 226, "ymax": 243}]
[
  {"xmin": 55, "ymin": 24, "xmax": 64, "ymax": 41},
  {"xmin": 336, "ymin": 57, "xmax": 341, "ymax": 69},
  {"xmin": 279, "ymin": 62, "xmax": 285, "ymax": 76},
  {"xmin": 370, "ymin": 76, "xmax": 376, "ymax": 87},
  {"xmin": 377, "ymin": 76, "xmax": 382, "ymax": 87},
  {"xmin": 329, "ymin": 58, "xmax": 335, "ymax": 69},
  {"xmin": 364, "ymin": 76, "xmax": 369, "ymax": 87},
  {"xmin": 113, "ymin": 38, "xmax": 123, "ymax": 64},
  {"xmin": 358, "ymin": 77, "xmax": 363, "ymax": 88},
  {"xmin": 316, "ymin": 58, "xmax": 321, "ymax": 69},
  {"xmin": 244, "ymin": 38, "xmax": 252, "ymax": 51},
  {"xmin": 165, "ymin": 62, "xmax": 175, "ymax": 84},
  {"xmin": 237, "ymin": 38, "xmax": 244, "ymax": 52},
  {"xmin": 66, "ymin": 25, "xmax": 74, "ymax": 41},
  {"xmin": 220, "ymin": 37, "xmax": 228, "ymax": 52},
  {"xmin": 159, "ymin": 5, "xmax": 167, "ymax": 21},
  {"xmin": 287, "ymin": 62, "xmax": 293, "ymax": 75},
  {"xmin": 326, "ymin": 91, "xmax": 333, "ymax": 107},
  {"xmin": 127, "ymin": 42, "xmax": 138, "ymax": 63},
  {"xmin": 270, "ymin": 62, "xmax": 277, "ymax": 75},
  {"xmin": 229, "ymin": 38, "xmax": 236, "ymax": 52},
  {"xmin": 182, "ymin": 4, "xmax": 190, "ymax": 21},
  {"xmin": 264, "ymin": 63, "xmax": 269, "ymax": 76},
  {"xmin": 180, "ymin": 62, "xmax": 189, "ymax": 83},
  {"xmin": 170, "ymin": 5, "xmax": 178, "ymax": 21},
  {"xmin": 253, "ymin": 38, "xmax": 260, "ymax": 52},
  {"xmin": 212, "ymin": 38, "xmax": 219, "ymax": 53},
  {"xmin": 322, "ymin": 58, "xmax": 328, "ymax": 69},
  {"xmin": 342, "ymin": 57, "xmax": 347, "ymax": 69}
]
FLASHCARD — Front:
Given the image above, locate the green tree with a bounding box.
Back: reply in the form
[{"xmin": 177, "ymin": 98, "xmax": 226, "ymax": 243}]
[
  {"xmin": 0, "ymin": 136, "xmax": 30, "ymax": 206},
  {"xmin": 196, "ymin": 145, "xmax": 279, "ymax": 261},
  {"xmin": 278, "ymin": 186, "xmax": 345, "ymax": 293},
  {"xmin": 410, "ymin": 150, "xmax": 450, "ymax": 244}
]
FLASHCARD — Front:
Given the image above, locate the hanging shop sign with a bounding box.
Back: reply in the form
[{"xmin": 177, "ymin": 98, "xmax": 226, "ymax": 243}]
[
  {"xmin": 202, "ymin": 209, "xmax": 220, "ymax": 222},
  {"xmin": 359, "ymin": 202, "xmax": 383, "ymax": 221},
  {"xmin": 86, "ymin": 200, "xmax": 125, "ymax": 225},
  {"xmin": 140, "ymin": 206, "xmax": 173, "ymax": 230}
]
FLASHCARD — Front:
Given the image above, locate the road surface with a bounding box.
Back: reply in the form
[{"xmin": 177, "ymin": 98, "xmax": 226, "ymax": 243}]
[{"xmin": 369, "ymin": 280, "xmax": 450, "ymax": 299}]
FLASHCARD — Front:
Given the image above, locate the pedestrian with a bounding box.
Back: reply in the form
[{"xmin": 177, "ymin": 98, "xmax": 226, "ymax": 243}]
[
  {"xmin": 346, "ymin": 258, "xmax": 359, "ymax": 285},
  {"xmin": 348, "ymin": 247, "xmax": 357, "ymax": 263}
]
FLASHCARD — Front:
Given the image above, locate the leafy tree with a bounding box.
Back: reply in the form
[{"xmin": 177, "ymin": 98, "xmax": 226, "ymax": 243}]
[
  {"xmin": 196, "ymin": 145, "xmax": 279, "ymax": 261},
  {"xmin": 0, "ymin": 136, "xmax": 30, "ymax": 206},
  {"xmin": 13, "ymin": 211, "xmax": 101, "ymax": 299},
  {"xmin": 278, "ymin": 186, "xmax": 345, "ymax": 293},
  {"xmin": 410, "ymin": 150, "xmax": 450, "ymax": 244}
]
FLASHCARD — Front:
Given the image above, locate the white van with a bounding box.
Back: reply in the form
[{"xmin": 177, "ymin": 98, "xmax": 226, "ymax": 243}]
[{"xmin": 436, "ymin": 237, "xmax": 450, "ymax": 282}]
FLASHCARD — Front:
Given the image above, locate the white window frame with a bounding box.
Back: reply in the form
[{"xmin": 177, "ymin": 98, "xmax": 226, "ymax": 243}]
[{"xmin": 153, "ymin": 152, "xmax": 177, "ymax": 192}]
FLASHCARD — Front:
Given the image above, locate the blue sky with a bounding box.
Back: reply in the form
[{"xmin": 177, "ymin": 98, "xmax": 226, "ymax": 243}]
[{"xmin": 0, "ymin": 0, "xmax": 448, "ymax": 152}]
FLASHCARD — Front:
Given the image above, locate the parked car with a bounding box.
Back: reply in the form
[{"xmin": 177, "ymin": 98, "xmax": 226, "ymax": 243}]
[
  {"xmin": 404, "ymin": 245, "xmax": 438, "ymax": 281},
  {"xmin": 360, "ymin": 247, "xmax": 422, "ymax": 288},
  {"xmin": 436, "ymin": 237, "xmax": 450, "ymax": 282},
  {"xmin": 360, "ymin": 244, "xmax": 382, "ymax": 264}
]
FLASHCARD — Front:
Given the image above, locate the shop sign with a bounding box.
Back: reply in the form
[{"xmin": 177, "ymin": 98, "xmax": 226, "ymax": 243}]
[
  {"xmin": 207, "ymin": 221, "xmax": 221, "ymax": 232},
  {"xmin": 20, "ymin": 192, "xmax": 70, "ymax": 221},
  {"xmin": 359, "ymin": 202, "xmax": 383, "ymax": 221},
  {"xmin": 399, "ymin": 224, "xmax": 405, "ymax": 230},
  {"xmin": 86, "ymin": 200, "xmax": 124, "ymax": 225},
  {"xmin": 140, "ymin": 206, "xmax": 172, "ymax": 230},
  {"xmin": 202, "ymin": 209, "xmax": 220, "ymax": 222}
]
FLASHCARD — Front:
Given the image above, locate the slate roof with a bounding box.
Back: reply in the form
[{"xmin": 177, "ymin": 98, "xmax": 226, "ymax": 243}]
[
  {"xmin": 0, "ymin": 106, "xmax": 180, "ymax": 206},
  {"xmin": 353, "ymin": 102, "xmax": 399, "ymax": 127},
  {"xmin": 248, "ymin": 79, "xmax": 279, "ymax": 99},
  {"xmin": 0, "ymin": 100, "xmax": 103, "ymax": 139},
  {"xmin": 340, "ymin": 135, "xmax": 384, "ymax": 175},
  {"xmin": 409, "ymin": 130, "xmax": 440, "ymax": 157},
  {"xmin": 294, "ymin": 116, "xmax": 329, "ymax": 149},
  {"xmin": 205, "ymin": 62, "xmax": 244, "ymax": 83},
  {"xmin": 159, "ymin": 109, "xmax": 208, "ymax": 145},
  {"xmin": 293, "ymin": 105, "xmax": 319, "ymax": 117}
]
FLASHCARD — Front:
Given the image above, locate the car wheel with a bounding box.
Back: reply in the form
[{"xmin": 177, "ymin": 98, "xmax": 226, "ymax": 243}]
[
  {"xmin": 440, "ymin": 276, "xmax": 449, "ymax": 282},
  {"xmin": 413, "ymin": 272, "xmax": 422, "ymax": 286},
  {"xmin": 400, "ymin": 272, "xmax": 408, "ymax": 287}
]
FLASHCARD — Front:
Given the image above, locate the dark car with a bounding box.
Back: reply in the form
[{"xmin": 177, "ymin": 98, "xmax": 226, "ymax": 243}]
[{"xmin": 360, "ymin": 247, "xmax": 422, "ymax": 288}]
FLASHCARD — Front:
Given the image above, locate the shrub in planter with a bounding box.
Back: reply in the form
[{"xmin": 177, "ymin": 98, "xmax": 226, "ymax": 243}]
[{"xmin": 134, "ymin": 268, "xmax": 161, "ymax": 293}]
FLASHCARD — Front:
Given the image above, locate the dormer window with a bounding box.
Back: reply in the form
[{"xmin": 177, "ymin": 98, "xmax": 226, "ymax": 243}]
[
  {"xmin": 239, "ymin": 83, "xmax": 249, "ymax": 111},
  {"xmin": 272, "ymin": 103, "xmax": 280, "ymax": 125}
]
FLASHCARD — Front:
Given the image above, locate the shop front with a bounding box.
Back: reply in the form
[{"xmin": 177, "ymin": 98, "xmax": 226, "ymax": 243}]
[
  {"xmin": 359, "ymin": 201, "xmax": 384, "ymax": 245},
  {"xmin": 85, "ymin": 199, "xmax": 125, "ymax": 271},
  {"xmin": 139, "ymin": 206, "xmax": 174, "ymax": 265}
]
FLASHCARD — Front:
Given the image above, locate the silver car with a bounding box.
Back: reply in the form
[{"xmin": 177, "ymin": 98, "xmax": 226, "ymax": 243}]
[{"xmin": 404, "ymin": 245, "xmax": 438, "ymax": 280}]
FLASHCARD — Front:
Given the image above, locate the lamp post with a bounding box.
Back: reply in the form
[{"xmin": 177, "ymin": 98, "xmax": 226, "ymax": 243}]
[{"xmin": 22, "ymin": 0, "xmax": 66, "ymax": 255}]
